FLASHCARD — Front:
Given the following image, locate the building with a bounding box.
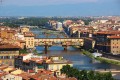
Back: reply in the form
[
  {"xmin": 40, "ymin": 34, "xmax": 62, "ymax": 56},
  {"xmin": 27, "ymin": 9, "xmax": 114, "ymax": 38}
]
[
  {"xmin": 48, "ymin": 20, "xmax": 57, "ymax": 29},
  {"xmin": 20, "ymin": 27, "xmax": 30, "ymax": 34},
  {"xmin": 0, "ymin": 43, "xmax": 20, "ymax": 66},
  {"xmin": 15, "ymin": 33, "xmax": 25, "ymax": 40},
  {"xmin": 14, "ymin": 54, "xmax": 47, "ymax": 71},
  {"xmin": 15, "ymin": 40, "xmax": 26, "ymax": 49},
  {"xmin": 14, "ymin": 54, "xmax": 73, "ymax": 76},
  {"xmin": 108, "ymin": 36, "xmax": 120, "ymax": 55},
  {"xmin": 93, "ymin": 31, "xmax": 120, "ymax": 53},
  {"xmin": 56, "ymin": 22, "xmax": 63, "ymax": 31},
  {"xmin": 0, "ymin": 30, "xmax": 8, "ymax": 38},
  {"xmin": 69, "ymin": 26, "xmax": 80, "ymax": 37},
  {"xmin": 45, "ymin": 56, "xmax": 73, "ymax": 76},
  {"xmin": 0, "ymin": 29, "xmax": 16, "ymax": 39},
  {"xmin": 0, "ymin": 65, "xmax": 77, "ymax": 80},
  {"xmin": 24, "ymin": 32, "xmax": 35, "ymax": 49},
  {"xmin": 84, "ymin": 38, "xmax": 96, "ymax": 50}
]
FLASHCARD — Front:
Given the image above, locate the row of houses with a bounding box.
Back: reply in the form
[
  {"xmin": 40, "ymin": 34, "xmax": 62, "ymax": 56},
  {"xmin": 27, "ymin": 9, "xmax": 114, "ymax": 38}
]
[
  {"xmin": 14, "ymin": 54, "xmax": 73, "ymax": 76},
  {"xmin": 62, "ymin": 19, "xmax": 120, "ymax": 55},
  {"xmin": 0, "ymin": 64, "xmax": 76, "ymax": 80}
]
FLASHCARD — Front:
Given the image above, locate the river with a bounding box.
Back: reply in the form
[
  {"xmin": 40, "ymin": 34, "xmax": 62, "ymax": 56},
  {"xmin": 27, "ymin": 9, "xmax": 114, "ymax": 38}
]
[{"xmin": 31, "ymin": 28, "xmax": 120, "ymax": 70}]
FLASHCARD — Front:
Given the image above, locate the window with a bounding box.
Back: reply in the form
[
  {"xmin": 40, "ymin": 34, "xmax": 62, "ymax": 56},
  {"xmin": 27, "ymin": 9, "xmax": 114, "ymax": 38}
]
[
  {"xmin": 29, "ymin": 41, "xmax": 30, "ymax": 45},
  {"xmin": 4, "ymin": 56, "xmax": 10, "ymax": 59},
  {"xmin": 57, "ymin": 65, "xmax": 59, "ymax": 70},
  {"xmin": 0, "ymin": 56, "xmax": 3, "ymax": 59}
]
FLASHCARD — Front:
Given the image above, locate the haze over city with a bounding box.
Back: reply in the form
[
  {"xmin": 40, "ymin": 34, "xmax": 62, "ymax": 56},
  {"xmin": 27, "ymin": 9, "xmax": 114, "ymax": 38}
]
[{"xmin": 0, "ymin": 0, "xmax": 120, "ymax": 16}]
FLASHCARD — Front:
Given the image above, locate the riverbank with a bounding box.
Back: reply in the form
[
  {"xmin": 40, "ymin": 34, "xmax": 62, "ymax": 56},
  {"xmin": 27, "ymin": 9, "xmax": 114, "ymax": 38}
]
[
  {"xmin": 81, "ymin": 49, "xmax": 120, "ymax": 66},
  {"xmin": 81, "ymin": 49, "xmax": 94, "ymax": 59},
  {"xmin": 96, "ymin": 57, "xmax": 120, "ymax": 66}
]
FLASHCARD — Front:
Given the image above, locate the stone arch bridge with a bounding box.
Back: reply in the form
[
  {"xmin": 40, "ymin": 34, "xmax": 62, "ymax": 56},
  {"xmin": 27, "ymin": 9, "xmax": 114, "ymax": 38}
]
[{"xmin": 35, "ymin": 38, "xmax": 84, "ymax": 53}]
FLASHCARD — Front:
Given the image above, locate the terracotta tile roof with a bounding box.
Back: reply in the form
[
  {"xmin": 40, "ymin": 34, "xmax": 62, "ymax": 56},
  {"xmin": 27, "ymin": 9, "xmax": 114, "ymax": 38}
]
[
  {"xmin": 95, "ymin": 31, "xmax": 120, "ymax": 35},
  {"xmin": 0, "ymin": 72, "xmax": 7, "ymax": 78},
  {"xmin": 0, "ymin": 43, "xmax": 21, "ymax": 49},
  {"xmin": 30, "ymin": 58, "xmax": 43, "ymax": 63},
  {"xmin": 31, "ymin": 73, "xmax": 56, "ymax": 80},
  {"xmin": 108, "ymin": 36, "xmax": 120, "ymax": 39},
  {"xmin": 7, "ymin": 30, "xmax": 16, "ymax": 33},
  {"xmin": 17, "ymin": 40, "xmax": 25, "ymax": 43},
  {"xmin": 38, "ymin": 69, "xmax": 53, "ymax": 75},
  {"xmin": 20, "ymin": 54, "xmax": 28, "ymax": 56},
  {"xmin": 17, "ymin": 72, "xmax": 31, "ymax": 80},
  {"xmin": 59, "ymin": 77, "xmax": 77, "ymax": 80},
  {"xmin": 23, "ymin": 60, "xmax": 30, "ymax": 63},
  {"xmin": 0, "ymin": 65, "xmax": 8, "ymax": 70},
  {"xmin": 28, "ymin": 70, "xmax": 34, "ymax": 73},
  {"xmin": 24, "ymin": 32, "xmax": 35, "ymax": 37}
]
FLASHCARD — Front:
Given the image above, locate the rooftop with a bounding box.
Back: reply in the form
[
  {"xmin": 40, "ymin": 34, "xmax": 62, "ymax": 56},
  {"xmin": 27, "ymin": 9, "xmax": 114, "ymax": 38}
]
[
  {"xmin": 11, "ymin": 69, "xmax": 24, "ymax": 75},
  {"xmin": 24, "ymin": 32, "xmax": 35, "ymax": 37},
  {"xmin": 95, "ymin": 31, "xmax": 120, "ymax": 35},
  {"xmin": 0, "ymin": 43, "xmax": 21, "ymax": 50},
  {"xmin": 108, "ymin": 36, "xmax": 120, "ymax": 39}
]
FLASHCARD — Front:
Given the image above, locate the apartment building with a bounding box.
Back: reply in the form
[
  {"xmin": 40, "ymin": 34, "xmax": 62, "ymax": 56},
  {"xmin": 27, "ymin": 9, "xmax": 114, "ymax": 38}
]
[
  {"xmin": 24, "ymin": 32, "xmax": 35, "ymax": 49},
  {"xmin": 108, "ymin": 36, "xmax": 120, "ymax": 55},
  {"xmin": 93, "ymin": 31, "xmax": 120, "ymax": 53},
  {"xmin": 0, "ymin": 43, "xmax": 20, "ymax": 66},
  {"xmin": 45, "ymin": 56, "xmax": 73, "ymax": 75}
]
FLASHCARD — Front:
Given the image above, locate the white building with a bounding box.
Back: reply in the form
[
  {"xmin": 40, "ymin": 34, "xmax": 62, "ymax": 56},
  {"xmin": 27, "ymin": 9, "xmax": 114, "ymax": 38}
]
[{"xmin": 56, "ymin": 22, "xmax": 63, "ymax": 31}]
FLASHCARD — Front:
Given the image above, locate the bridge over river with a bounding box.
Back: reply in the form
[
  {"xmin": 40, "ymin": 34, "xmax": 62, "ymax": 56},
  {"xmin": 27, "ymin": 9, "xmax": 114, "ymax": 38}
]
[{"xmin": 35, "ymin": 38, "xmax": 84, "ymax": 53}]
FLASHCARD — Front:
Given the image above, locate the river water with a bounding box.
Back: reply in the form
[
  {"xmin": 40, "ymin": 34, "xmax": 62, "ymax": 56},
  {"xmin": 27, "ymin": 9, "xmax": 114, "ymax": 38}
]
[{"xmin": 32, "ymin": 28, "xmax": 120, "ymax": 70}]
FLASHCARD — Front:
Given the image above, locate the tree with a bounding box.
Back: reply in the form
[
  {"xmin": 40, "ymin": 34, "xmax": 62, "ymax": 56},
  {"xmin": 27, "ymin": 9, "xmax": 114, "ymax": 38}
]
[
  {"xmin": 60, "ymin": 65, "xmax": 71, "ymax": 76},
  {"xmin": 87, "ymin": 70, "xmax": 95, "ymax": 80},
  {"xmin": 60, "ymin": 65, "xmax": 115, "ymax": 80}
]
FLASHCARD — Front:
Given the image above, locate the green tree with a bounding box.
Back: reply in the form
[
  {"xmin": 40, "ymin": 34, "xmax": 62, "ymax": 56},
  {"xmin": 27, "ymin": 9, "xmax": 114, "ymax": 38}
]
[
  {"xmin": 60, "ymin": 65, "xmax": 71, "ymax": 76},
  {"xmin": 60, "ymin": 65, "xmax": 115, "ymax": 80}
]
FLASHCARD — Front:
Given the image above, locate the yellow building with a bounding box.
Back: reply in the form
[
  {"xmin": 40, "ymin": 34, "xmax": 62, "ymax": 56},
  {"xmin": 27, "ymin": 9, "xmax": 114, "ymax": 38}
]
[
  {"xmin": 24, "ymin": 32, "xmax": 35, "ymax": 49},
  {"xmin": 0, "ymin": 43, "xmax": 20, "ymax": 66},
  {"xmin": 46, "ymin": 56, "xmax": 73, "ymax": 76},
  {"xmin": 108, "ymin": 36, "xmax": 120, "ymax": 55},
  {"xmin": 20, "ymin": 27, "xmax": 30, "ymax": 34},
  {"xmin": 0, "ymin": 30, "xmax": 16, "ymax": 39},
  {"xmin": 7, "ymin": 30, "xmax": 16, "ymax": 39}
]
